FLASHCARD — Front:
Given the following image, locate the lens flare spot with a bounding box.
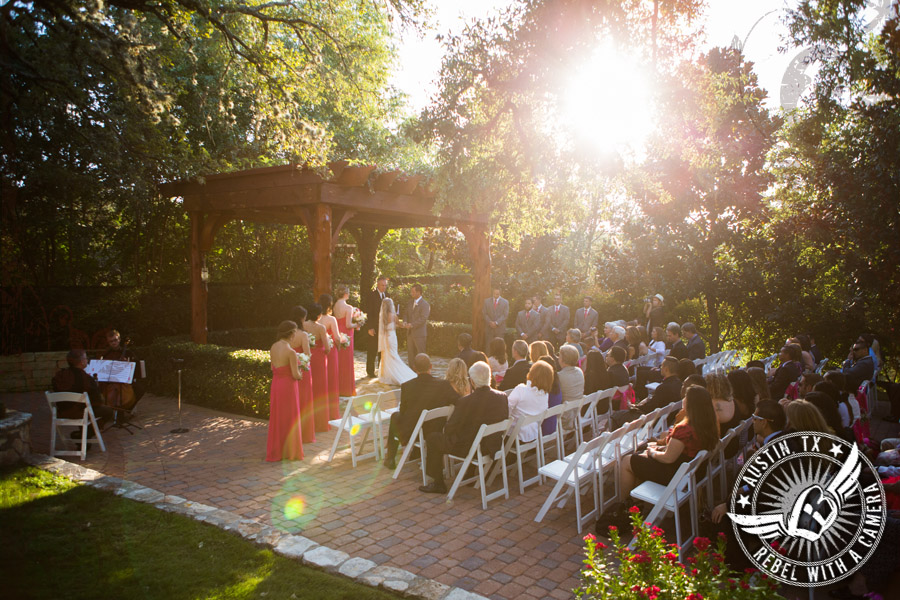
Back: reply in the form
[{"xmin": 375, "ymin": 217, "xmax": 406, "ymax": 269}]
[
  {"xmin": 350, "ymin": 424, "xmax": 361, "ymax": 436},
  {"xmin": 284, "ymin": 496, "xmax": 305, "ymax": 520},
  {"xmin": 364, "ymin": 401, "xmax": 373, "ymax": 411}
]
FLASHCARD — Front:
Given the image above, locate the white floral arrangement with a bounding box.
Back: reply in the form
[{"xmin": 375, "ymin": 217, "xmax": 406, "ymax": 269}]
[
  {"xmin": 339, "ymin": 333, "xmax": 351, "ymax": 349},
  {"xmin": 296, "ymin": 352, "xmax": 311, "ymax": 372},
  {"xmin": 351, "ymin": 309, "xmax": 367, "ymax": 327},
  {"xmin": 307, "ymin": 333, "xmax": 317, "ymax": 347}
]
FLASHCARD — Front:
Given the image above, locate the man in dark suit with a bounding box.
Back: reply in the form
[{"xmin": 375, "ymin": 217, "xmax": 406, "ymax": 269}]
[
  {"xmin": 611, "ymin": 357, "xmax": 681, "ymax": 428},
  {"xmin": 383, "ymin": 354, "xmax": 457, "ymax": 469},
  {"xmin": 498, "ymin": 340, "xmax": 530, "ymax": 391},
  {"xmin": 768, "ymin": 344, "xmax": 803, "ymax": 400},
  {"xmin": 532, "ymin": 294, "xmax": 551, "ymax": 342},
  {"xmin": 365, "ymin": 276, "xmax": 389, "ymax": 378},
  {"xmin": 548, "ymin": 293, "xmax": 570, "ymax": 348},
  {"xmin": 482, "ymin": 288, "xmax": 509, "ymax": 351},
  {"xmin": 419, "ymin": 362, "xmax": 509, "ymax": 493},
  {"xmin": 682, "ymin": 322, "xmax": 706, "ymax": 360},
  {"xmin": 402, "ymin": 283, "xmax": 430, "ymax": 366},
  {"xmin": 842, "ymin": 339, "xmax": 875, "ymax": 392},
  {"xmin": 667, "ymin": 323, "xmax": 688, "ymax": 360},
  {"xmin": 455, "ymin": 333, "xmax": 480, "ymax": 367}
]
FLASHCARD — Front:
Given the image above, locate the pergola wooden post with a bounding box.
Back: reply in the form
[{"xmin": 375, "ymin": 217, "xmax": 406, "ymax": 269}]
[
  {"xmin": 461, "ymin": 224, "xmax": 492, "ymax": 351},
  {"xmin": 162, "ymin": 163, "xmax": 488, "ymax": 346}
]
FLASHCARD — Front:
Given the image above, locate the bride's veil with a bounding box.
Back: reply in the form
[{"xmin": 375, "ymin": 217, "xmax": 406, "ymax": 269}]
[{"xmin": 378, "ymin": 297, "xmax": 394, "ymax": 353}]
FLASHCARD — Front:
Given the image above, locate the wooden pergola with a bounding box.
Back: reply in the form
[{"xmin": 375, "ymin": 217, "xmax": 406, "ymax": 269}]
[{"xmin": 160, "ymin": 163, "xmax": 492, "ymax": 347}]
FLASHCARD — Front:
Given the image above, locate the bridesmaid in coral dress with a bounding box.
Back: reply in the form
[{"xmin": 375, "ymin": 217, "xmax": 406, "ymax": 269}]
[
  {"xmin": 333, "ymin": 285, "xmax": 358, "ymax": 397},
  {"xmin": 267, "ymin": 320, "xmax": 304, "ymax": 461},
  {"xmin": 290, "ymin": 306, "xmax": 315, "ymax": 444},
  {"xmin": 304, "ymin": 303, "xmax": 332, "ymax": 433},
  {"xmin": 318, "ymin": 294, "xmax": 342, "ymax": 421}
]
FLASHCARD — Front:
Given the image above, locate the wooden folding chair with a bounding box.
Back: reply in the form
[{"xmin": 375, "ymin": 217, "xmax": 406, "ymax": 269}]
[
  {"xmin": 446, "ymin": 419, "xmax": 512, "ymax": 510},
  {"xmin": 392, "ymin": 405, "xmax": 454, "ymax": 485},
  {"xmin": 45, "ymin": 392, "xmax": 106, "ymax": 461}
]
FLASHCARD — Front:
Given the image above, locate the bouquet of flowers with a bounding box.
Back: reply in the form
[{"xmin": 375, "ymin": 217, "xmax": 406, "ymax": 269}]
[
  {"xmin": 296, "ymin": 352, "xmax": 311, "ymax": 372},
  {"xmin": 307, "ymin": 333, "xmax": 317, "ymax": 347},
  {"xmin": 351, "ymin": 309, "xmax": 366, "ymax": 327},
  {"xmin": 339, "ymin": 333, "xmax": 351, "ymax": 349}
]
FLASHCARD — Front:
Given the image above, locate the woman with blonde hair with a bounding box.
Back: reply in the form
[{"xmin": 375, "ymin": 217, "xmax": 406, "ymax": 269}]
[
  {"xmin": 784, "ymin": 399, "xmax": 832, "ymax": 435},
  {"xmin": 445, "ymin": 358, "xmax": 471, "ymax": 397}
]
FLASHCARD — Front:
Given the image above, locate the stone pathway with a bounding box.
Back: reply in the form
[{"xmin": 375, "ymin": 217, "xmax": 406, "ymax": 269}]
[{"xmin": 5, "ymin": 350, "xmax": 585, "ymax": 600}]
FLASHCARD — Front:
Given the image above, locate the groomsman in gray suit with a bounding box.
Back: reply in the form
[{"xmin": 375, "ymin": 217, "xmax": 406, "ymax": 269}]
[
  {"xmin": 515, "ymin": 298, "xmax": 541, "ymax": 342},
  {"xmin": 574, "ymin": 296, "xmax": 599, "ymax": 341},
  {"xmin": 548, "ymin": 293, "xmax": 570, "ymax": 348},
  {"xmin": 532, "ymin": 294, "xmax": 552, "ymax": 342},
  {"xmin": 402, "ymin": 284, "xmax": 430, "ymax": 366},
  {"xmin": 482, "ymin": 287, "xmax": 509, "ymax": 350}
]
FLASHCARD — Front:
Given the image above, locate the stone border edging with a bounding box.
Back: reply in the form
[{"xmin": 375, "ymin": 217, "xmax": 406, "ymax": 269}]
[{"xmin": 23, "ymin": 453, "xmax": 489, "ymax": 600}]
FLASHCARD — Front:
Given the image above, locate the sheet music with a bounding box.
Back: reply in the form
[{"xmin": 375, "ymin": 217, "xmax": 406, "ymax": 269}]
[{"xmin": 85, "ymin": 359, "xmax": 136, "ymax": 384}]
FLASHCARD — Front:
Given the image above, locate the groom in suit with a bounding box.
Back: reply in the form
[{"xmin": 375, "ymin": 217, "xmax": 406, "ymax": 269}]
[
  {"xmin": 481, "ymin": 287, "xmax": 509, "ymax": 350},
  {"xmin": 402, "ymin": 283, "xmax": 430, "ymax": 366},
  {"xmin": 366, "ymin": 276, "xmax": 389, "ymax": 378}
]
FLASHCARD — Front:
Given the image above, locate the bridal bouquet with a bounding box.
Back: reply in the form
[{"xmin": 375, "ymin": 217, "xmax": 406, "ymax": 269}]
[
  {"xmin": 351, "ymin": 309, "xmax": 367, "ymax": 327},
  {"xmin": 296, "ymin": 352, "xmax": 311, "ymax": 372},
  {"xmin": 339, "ymin": 333, "xmax": 351, "ymax": 349},
  {"xmin": 307, "ymin": 333, "xmax": 317, "ymax": 347}
]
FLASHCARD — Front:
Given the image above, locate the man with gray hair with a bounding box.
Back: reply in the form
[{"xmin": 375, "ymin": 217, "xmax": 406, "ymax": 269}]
[
  {"xmin": 419, "ymin": 361, "xmax": 508, "ymax": 494},
  {"xmin": 609, "ymin": 325, "xmax": 628, "ymax": 352}
]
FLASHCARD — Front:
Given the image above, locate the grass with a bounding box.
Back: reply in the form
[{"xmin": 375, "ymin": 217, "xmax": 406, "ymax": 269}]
[{"xmin": 0, "ymin": 465, "xmax": 401, "ymax": 600}]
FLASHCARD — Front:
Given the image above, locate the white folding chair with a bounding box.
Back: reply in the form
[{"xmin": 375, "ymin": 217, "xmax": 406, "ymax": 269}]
[
  {"xmin": 446, "ymin": 419, "xmax": 511, "ymax": 510},
  {"xmin": 534, "ymin": 432, "xmax": 612, "ymax": 533},
  {"xmin": 392, "ymin": 405, "xmax": 454, "ymax": 485},
  {"xmin": 574, "ymin": 390, "xmax": 603, "ymax": 444},
  {"xmin": 592, "ymin": 387, "xmax": 619, "ymax": 436},
  {"xmin": 327, "ymin": 392, "xmax": 379, "ymax": 467},
  {"xmin": 814, "ymin": 358, "xmax": 829, "ymax": 375},
  {"xmin": 538, "ymin": 403, "xmax": 568, "ymax": 467},
  {"xmin": 361, "ymin": 389, "xmax": 401, "ymax": 454},
  {"xmin": 505, "ymin": 412, "xmax": 547, "ymax": 494},
  {"xmin": 629, "ymin": 450, "xmax": 710, "ymax": 560},
  {"xmin": 761, "ymin": 353, "xmax": 778, "ymax": 371},
  {"xmin": 708, "ymin": 426, "xmax": 739, "ymax": 505},
  {"xmin": 45, "ymin": 391, "xmax": 106, "ymax": 461}
]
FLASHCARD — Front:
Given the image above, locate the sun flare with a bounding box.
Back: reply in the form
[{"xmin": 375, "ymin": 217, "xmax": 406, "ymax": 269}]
[{"xmin": 560, "ymin": 45, "xmax": 655, "ymax": 155}]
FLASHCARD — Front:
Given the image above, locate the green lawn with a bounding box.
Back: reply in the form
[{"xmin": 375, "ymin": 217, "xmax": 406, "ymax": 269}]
[{"xmin": 0, "ymin": 465, "xmax": 400, "ymax": 600}]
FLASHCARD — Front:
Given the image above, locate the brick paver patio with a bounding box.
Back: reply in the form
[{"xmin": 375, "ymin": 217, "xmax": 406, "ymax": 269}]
[
  {"xmin": 7, "ymin": 351, "xmax": 898, "ymax": 600},
  {"xmin": 5, "ymin": 352, "xmax": 588, "ymax": 600}
]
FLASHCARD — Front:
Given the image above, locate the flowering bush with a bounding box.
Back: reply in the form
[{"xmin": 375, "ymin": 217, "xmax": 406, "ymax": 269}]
[{"xmin": 575, "ymin": 508, "xmax": 782, "ymax": 600}]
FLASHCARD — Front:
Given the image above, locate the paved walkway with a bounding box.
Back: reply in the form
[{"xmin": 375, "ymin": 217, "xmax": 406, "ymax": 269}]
[
  {"xmin": 9, "ymin": 351, "xmax": 899, "ymax": 600},
  {"xmin": 5, "ymin": 351, "xmax": 585, "ymax": 600}
]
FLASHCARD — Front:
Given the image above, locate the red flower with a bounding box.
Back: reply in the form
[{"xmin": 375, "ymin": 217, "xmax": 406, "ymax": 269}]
[
  {"xmin": 691, "ymin": 568, "xmax": 699, "ymax": 576},
  {"xmin": 686, "ymin": 594, "xmax": 704, "ymax": 600},
  {"xmin": 608, "ymin": 525, "xmax": 617, "ymax": 532},
  {"xmin": 744, "ymin": 568, "xmax": 758, "ymax": 574},
  {"xmin": 632, "ymin": 585, "xmax": 642, "ymax": 592},
  {"xmin": 686, "ymin": 557, "xmax": 697, "ymax": 564},
  {"xmin": 740, "ymin": 581, "xmax": 750, "ymax": 590},
  {"xmin": 644, "ymin": 585, "xmax": 661, "ymax": 599},
  {"xmin": 583, "ymin": 533, "xmax": 596, "ymax": 542},
  {"xmin": 664, "ymin": 552, "xmax": 678, "ymax": 562},
  {"xmin": 628, "ymin": 551, "xmax": 652, "ymax": 564},
  {"xmin": 596, "ymin": 541, "xmax": 607, "ymax": 549},
  {"xmin": 629, "ymin": 505, "xmax": 641, "ymax": 514},
  {"xmin": 651, "ymin": 526, "xmax": 665, "ymax": 538},
  {"xmin": 694, "ymin": 537, "xmax": 711, "ymax": 551},
  {"xmin": 717, "ymin": 532, "xmax": 727, "ymax": 539},
  {"xmin": 712, "ymin": 566, "xmax": 720, "ymax": 575}
]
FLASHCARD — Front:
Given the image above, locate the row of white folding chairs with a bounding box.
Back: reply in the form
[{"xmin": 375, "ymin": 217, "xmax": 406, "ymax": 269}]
[
  {"xmin": 694, "ymin": 350, "xmax": 741, "ymax": 375},
  {"xmin": 327, "ymin": 389, "xmax": 401, "ymax": 467},
  {"xmin": 534, "ymin": 400, "xmax": 683, "ymax": 533}
]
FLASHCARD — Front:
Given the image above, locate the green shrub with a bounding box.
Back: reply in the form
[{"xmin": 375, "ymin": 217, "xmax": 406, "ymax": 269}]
[{"xmin": 138, "ymin": 338, "xmax": 272, "ymax": 419}]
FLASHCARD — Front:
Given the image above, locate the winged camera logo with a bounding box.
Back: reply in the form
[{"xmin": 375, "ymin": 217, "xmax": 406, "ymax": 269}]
[{"xmin": 728, "ymin": 432, "xmax": 885, "ymax": 587}]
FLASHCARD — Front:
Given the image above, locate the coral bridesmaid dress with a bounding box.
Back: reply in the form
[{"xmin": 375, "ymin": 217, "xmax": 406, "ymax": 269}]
[
  {"xmin": 326, "ymin": 333, "xmax": 341, "ymax": 420},
  {"xmin": 311, "ymin": 336, "xmax": 330, "ymax": 432},
  {"xmin": 266, "ymin": 365, "xmax": 304, "ymax": 461},
  {"xmin": 337, "ymin": 318, "xmax": 356, "ymax": 397},
  {"xmin": 292, "ymin": 345, "xmax": 315, "ymax": 444}
]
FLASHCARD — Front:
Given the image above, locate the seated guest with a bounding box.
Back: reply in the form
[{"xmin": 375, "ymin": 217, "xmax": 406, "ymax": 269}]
[
  {"xmin": 539, "ymin": 341, "xmax": 561, "ymax": 371},
  {"xmin": 583, "ymin": 349, "xmax": 609, "ymax": 395},
  {"xmin": 681, "ymin": 374, "xmax": 706, "ymax": 398},
  {"xmin": 601, "ymin": 346, "xmax": 630, "ymax": 413},
  {"xmin": 783, "ymin": 399, "xmax": 832, "ymax": 436},
  {"xmin": 619, "ymin": 385, "xmax": 719, "ymax": 497},
  {"xmin": 752, "ymin": 399, "xmax": 786, "ymax": 447},
  {"xmin": 676, "ymin": 358, "xmax": 696, "ymax": 381},
  {"xmin": 487, "ymin": 337, "xmax": 509, "ymax": 383},
  {"xmin": 51, "ymin": 349, "xmax": 113, "ymax": 427},
  {"xmin": 507, "ymin": 361, "xmax": 554, "ymax": 442},
  {"xmin": 706, "ymin": 372, "xmax": 746, "ymax": 457},
  {"xmin": 745, "ymin": 360, "xmax": 765, "ymax": 369},
  {"xmin": 498, "ymin": 340, "xmax": 530, "ymax": 392},
  {"xmin": 455, "ymin": 333, "xmax": 480, "ymax": 367},
  {"xmin": 611, "ymin": 356, "xmax": 681, "ymax": 429},
  {"xmin": 625, "ymin": 325, "xmax": 647, "ymax": 361},
  {"xmin": 383, "ymin": 354, "xmax": 459, "ymax": 469},
  {"xmin": 682, "ymin": 323, "xmax": 706, "ymax": 360},
  {"xmin": 529, "ymin": 340, "xmax": 549, "ymax": 364},
  {"xmin": 647, "ymin": 326, "xmax": 666, "ymax": 367},
  {"xmin": 807, "ymin": 333, "xmax": 824, "ymax": 364},
  {"xmin": 565, "ymin": 329, "xmax": 584, "ymax": 358},
  {"xmin": 797, "ymin": 372, "xmax": 823, "ymax": 399},
  {"xmin": 609, "ymin": 326, "xmax": 628, "ymax": 352},
  {"xmin": 746, "ymin": 366, "xmax": 771, "ymax": 404},
  {"xmin": 816, "ymin": 379, "xmax": 859, "ymax": 429},
  {"xmin": 804, "ymin": 392, "xmax": 854, "ymax": 442},
  {"xmin": 538, "ymin": 349, "xmax": 563, "ymax": 435},
  {"xmin": 597, "ymin": 322, "xmax": 616, "ymax": 352},
  {"xmin": 726, "ymin": 369, "xmax": 758, "ymax": 418},
  {"xmin": 472, "ymin": 350, "xmax": 496, "ymax": 387},
  {"xmin": 558, "ymin": 344, "xmax": 585, "ymax": 432},
  {"xmin": 666, "ymin": 323, "xmax": 688, "ymax": 360},
  {"xmin": 767, "ymin": 344, "xmax": 803, "ymax": 400},
  {"xmin": 842, "ymin": 338, "xmax": 875, "ymax": 392},
  {"xmin": 419, "ymin": 362, "xmax": 509, "ymax": 493},
  {"xmin": 445, "ymin": 358, "xmax": 472, "ymax": 398},
  {"xmin": 788, "ymin": 335, "xmax": 816, "ymax": 373}
]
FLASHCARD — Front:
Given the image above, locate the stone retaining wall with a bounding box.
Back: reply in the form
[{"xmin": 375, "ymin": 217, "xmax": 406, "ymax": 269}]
[
  {"xmin": 0, "ymin": 410, "xmax": 32, "ymax": 465},
  {"xmin": 0, "ymin": 351, "xmax": 68, "ymax": 393}
]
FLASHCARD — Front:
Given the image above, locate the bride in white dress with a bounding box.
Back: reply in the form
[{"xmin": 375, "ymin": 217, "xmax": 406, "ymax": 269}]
[{"xmin": 377, "ymin": 298, "xmax": 417, "ymax": 385}]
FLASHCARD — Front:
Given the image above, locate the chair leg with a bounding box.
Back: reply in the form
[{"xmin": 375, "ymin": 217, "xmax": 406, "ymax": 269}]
[
  {"xmin": 573, "ymin": 479, "xmax": 583, "ymax": 534},
  {"xmin": 328, "ymin": 426, "xmax": 344, "ymax": 462}
]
